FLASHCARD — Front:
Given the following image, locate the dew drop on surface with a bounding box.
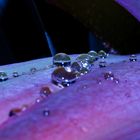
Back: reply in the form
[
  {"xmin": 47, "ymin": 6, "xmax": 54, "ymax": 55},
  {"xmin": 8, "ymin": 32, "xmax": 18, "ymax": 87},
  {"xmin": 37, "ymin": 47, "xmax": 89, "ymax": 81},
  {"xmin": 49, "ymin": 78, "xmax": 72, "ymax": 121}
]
[
  {"xmin": 9, "ymin": 108, "xmax": 22, "ymax": 117},
  {"xmin": 43, "ymin": 109, "xmax": 50, "ymax": 116},
  {"xmin": 13, "ymin": 71, "xmax": 19, "ymax": 77},
  {"xmin": 51, "ymin": 67, "xmax": 77, "ymax": 87},
  {"xmin": 36, "ymin": 98, "xmax": 41, "ymax": 103},
  {"xmin": 113, "ymin": 78, "xmax": 120, "ymax": 84},
  {"xmin": 53, "ymin": 53, "xmax": 71, "ymax": 67},
  {"xmin": 98, "ymin": 50, "xmax": 108, "ymax": 58},
  {"xmin": 0, "ymin": 72, "xmax": 8, "ymax": 82},
  {"xmin": 104, "ymin": 71, "xmax": 114, "ymax": 80},
  {"xmin": 71, "ymin": 61, "xmax": 82, "ymax": 73},
  {"xmin": 88, "ymin": 50, "xmax": 98, "ymax": 61},
  {"xmin": 30, "ymin": 67, "xmax": 37, "ymax": 74},
  {"xmin": 99, "ymin": 58, "xmax": 107, "ymax": 68},
  {"xmin": 40, "ymin": 86, "xmax": 52, "ymax": 98},
  {"xmin": 129, "ymin": 54, "xmax": 137, "ymax": 62},
  {"xmin": 76, "ymin": 54, "xmax": 93, "ymax": 65}
]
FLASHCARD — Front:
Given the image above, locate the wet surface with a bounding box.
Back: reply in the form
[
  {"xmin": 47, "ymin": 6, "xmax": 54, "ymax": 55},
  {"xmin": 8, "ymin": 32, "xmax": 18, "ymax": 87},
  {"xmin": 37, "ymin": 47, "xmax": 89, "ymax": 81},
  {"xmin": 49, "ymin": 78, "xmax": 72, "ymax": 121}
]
[{"xmin": 0, "ymin": 54, "xmax": 140, "ymax": 139}]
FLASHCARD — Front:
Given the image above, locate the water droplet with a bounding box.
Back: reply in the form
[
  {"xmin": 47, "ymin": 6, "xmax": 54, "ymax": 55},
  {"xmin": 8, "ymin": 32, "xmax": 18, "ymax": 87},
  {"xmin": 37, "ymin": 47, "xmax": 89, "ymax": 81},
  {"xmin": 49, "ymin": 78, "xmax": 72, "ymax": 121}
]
[
  {"xmin": 9, "ymin": 108, "xmax": 22, "ymax": 117},
  {"xmin": 21, "ymin": 105, "xmax": 28, "ymax": 111},
  {"xmin": 99, "ymin": 58, "xmax": 107, "ymax": 68},
  {"xmin": 129, "ymin": 54, "xmax": 137, "ymax": 62},
  {"xmin": 113, "ymin": 78, "xmax": 119, "ymax": 84},
  {"xmin": 30, "ymin": 67, "xmax": 37, "ymax": 74},
  {"xmin": 88, "ymin": 50, "xmax": 98, "ymax": 61},
  {"xmin": 0, "ymin": 72, "xmax": 8, "ymax": 82},
  {"xmin": 43, "ymin": 109, "xmax": 50, "ymax": 116},
  {"xmin": 13, "ymin": 71, "xmax": 19, "ymax": 77},
  {"xmin": 97, "ymin": 79, "xmax": 102, "ymax": 85},
  {"xmin": 40, "ymin": 86, "xmax": 52, "ymax": 98},
  {"xmin": 51, "ymin": 67, "xmax": 77, "ymax": 87},
  {"xmin": 53, "ymin": 53, "xmax": 71, "ymax": 67},
  {"xmin": 76, "ymin": 54, "xmax": 93, "ymax": 65},
  {"xmin": 98, "ymin": 50, "xmax": 108, "ymax": 58},
  {"xmin": 36, "ymin": 98, "xmax": 41, "ymax": 103},
  {"xmin": 104, "ymin": 71, "xmax": 114, "ymax": 80}
]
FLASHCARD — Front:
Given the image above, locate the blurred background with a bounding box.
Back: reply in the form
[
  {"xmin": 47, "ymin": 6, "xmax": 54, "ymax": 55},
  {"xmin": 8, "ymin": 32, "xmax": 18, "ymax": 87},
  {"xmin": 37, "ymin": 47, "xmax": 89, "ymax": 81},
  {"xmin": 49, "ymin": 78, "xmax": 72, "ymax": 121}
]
[{"xmin": 0, "ymin": 0, "xmax": 140, "ymax": 65}]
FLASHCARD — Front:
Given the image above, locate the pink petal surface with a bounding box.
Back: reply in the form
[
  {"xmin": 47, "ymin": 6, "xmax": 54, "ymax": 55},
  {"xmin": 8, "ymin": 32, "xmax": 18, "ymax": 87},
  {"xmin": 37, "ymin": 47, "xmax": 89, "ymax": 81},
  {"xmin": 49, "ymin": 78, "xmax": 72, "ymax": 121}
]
[{"xmin": 0, "ymin": 54, "xmax": 140, "ymax": 140}]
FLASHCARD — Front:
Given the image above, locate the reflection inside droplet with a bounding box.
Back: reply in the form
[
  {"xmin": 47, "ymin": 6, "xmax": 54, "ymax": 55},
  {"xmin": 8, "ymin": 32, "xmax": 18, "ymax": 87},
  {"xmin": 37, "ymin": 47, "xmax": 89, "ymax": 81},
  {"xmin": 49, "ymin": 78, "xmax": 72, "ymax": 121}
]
[
  {"xmin": 51, "ymin": 67, "xmax": 77, "ymax": 87},
  {"xmin": 53, "ymin": 53, "xmax": 71, "ymax": 67}
]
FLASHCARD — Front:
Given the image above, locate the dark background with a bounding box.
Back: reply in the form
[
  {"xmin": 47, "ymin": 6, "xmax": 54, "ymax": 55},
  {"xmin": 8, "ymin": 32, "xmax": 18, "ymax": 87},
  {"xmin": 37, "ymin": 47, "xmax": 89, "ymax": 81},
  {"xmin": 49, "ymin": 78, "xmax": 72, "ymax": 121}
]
[{"xmin": 0, "ymin": 0, "xmax": 140, "ymax": 65}]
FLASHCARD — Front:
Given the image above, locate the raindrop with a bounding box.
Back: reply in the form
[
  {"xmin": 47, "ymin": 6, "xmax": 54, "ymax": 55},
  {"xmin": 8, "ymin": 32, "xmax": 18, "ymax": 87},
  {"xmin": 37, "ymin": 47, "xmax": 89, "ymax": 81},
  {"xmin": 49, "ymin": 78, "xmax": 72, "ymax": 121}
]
[
  {"xmin": 0, "ymin": 72, "xmax": 8, "ymax": 82},
  {"xmin": 129, "ymin": 54, "xmax": 137, "ymax": 62},
  {"xmin": 98, "ymin": 50, "xmax": 108, "ymax": 58},
  {"xmin": 51, "ymin": 67, "xmax": 77, "ymax": 87},
  {"xmin": 53, "ymin": 53, "xmax": 71, "ymax": 67},
  {"xmin": 13, "ymin": 71, "xmax": 19, "ymax": 77}
]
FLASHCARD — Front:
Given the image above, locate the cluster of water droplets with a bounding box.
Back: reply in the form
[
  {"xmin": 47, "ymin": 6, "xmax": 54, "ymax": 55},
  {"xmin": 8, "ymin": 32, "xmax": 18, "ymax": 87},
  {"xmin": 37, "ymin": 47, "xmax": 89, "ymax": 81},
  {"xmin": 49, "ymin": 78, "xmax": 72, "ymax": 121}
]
[{"xmin": 51, "ymin": 51, "xmax": 104, "ymax": 87}]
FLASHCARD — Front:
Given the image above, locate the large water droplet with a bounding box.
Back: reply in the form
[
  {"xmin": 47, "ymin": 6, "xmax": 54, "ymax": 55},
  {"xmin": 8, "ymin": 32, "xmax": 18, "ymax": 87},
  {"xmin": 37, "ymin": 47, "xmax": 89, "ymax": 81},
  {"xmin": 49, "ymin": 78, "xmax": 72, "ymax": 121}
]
[
  {"xmin": 98, "ymin": 50, "xmax": 108, "ymax": 58},
  {"xmin": 76, "ymin": 54, "xmax": 93, "ymax": 65},
  {"xmin": 71, "ymin": 61, "xmax": 82, "ymax": 72},
  {"xmin": 53, "ymin": 53, "xmax": 71, "ymax": 67},
  {"xmin": 129, "ymin": 54, "xmax": 137, "ymax": 62},
  {"xmin": 0, "ymin": 72, "xmax": 8, "ymax": 82},
  {"xmin": 88, "ymin": 50, "xmax": 98, "ymax": 61},
  {"xmin": 40, "ymin": 86, "xmax": 52, "ymax": 98},
  {"xmin": 51, "ymin": 67, "xmax": 77, "ymax": 87}
]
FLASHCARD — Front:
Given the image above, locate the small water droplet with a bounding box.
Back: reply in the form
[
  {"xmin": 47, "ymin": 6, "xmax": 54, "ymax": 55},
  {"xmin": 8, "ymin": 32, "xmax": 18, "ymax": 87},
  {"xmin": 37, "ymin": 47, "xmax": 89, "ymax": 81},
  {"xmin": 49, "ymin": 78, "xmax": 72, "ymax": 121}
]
[
  {"xmin": 30, "ymin": 67, "xmax": 37, "ymax": 74},
  {"xmin": 113, "ymin": 78, "xmax": 119, "ymax": 84},
  {"xmin": 97, "ymin": 79, "xmax": 102, "ymax": 85},
  {"xmin": 98, "ymin": 50, "xmax": 108, "ymax": 58},
  {"xmin": 13, "ymin": 71, "xmax": 19, "ymax": 77},
  {"xmin": 99, "ymin": 58, "xmax": 107, "ymax": 68},
  {"xmin": 129, "ymin": 54, "xmax": 137, "ymax": 62},
  {"xmin": 43, "ymin": 109, "xmax": 50, "ymax": 116},
  {"xmin": 104, "ymin": 71, "xmax": 114, "ymax": 80},
  {"xmin": 40, "ymin": 86, "xmax": 52, "ymax": 98},
  {"xmin": 9, "ymin": 108, "xmax": 22, "ymax": 117},
  {"xmin": 88, "ymin": 50, "xmax": 98, "ymax": 61},
  {"xmin": 21, "ymin": 105, "xmax": 28, "ymax": 111},
  {"xmin": 51, "ymin": 67, "xmax": 77, "ymax": 87},
  {"xmin": 53, "ymin": 53, "xmax": 71, "ymax": 67},
  {"xmin": 0, "ymin": 72, "xmax": 8, "ymax": 82},
  {"xmin": 36, "ymin": 98, "xmax": 41, "ymax": 103}
]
